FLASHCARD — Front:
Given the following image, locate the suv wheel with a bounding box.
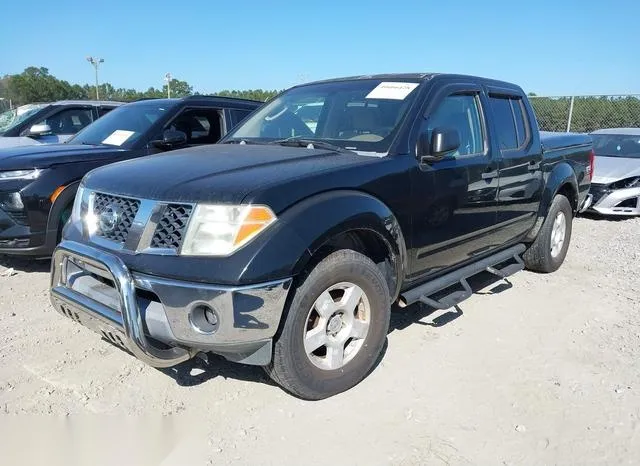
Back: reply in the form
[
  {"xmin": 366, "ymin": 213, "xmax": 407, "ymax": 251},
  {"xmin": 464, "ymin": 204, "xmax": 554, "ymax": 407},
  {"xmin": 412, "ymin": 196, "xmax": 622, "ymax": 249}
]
[
  {"xmin": 523, "ymin": 194, "xmax": 573, "ymax": 273},
  {"xmin": 266, "ymin": 249, "xmax": 390, "ymax": 400}
]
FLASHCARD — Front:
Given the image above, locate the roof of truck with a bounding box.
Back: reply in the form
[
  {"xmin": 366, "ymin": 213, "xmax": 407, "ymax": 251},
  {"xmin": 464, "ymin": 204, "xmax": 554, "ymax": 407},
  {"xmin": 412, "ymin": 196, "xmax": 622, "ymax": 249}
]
[
  {"xmin": 300, "ymin": 73, "xmax": 522, "ymax": 90},
  {"xmin": 50, "ymin": 100, "xmax": 124, "ymax": 106}
]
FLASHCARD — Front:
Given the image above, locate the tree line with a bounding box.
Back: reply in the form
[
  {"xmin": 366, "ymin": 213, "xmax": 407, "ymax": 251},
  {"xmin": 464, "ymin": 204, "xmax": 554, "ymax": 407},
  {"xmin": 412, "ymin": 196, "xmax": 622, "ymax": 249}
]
[
  {"xmin": 529, "ymin": 95, "xmax": 640, "ymax": 133},
  {"xmin": 0, "ymin": 67, "xmax": 280, "ymax": 108}
]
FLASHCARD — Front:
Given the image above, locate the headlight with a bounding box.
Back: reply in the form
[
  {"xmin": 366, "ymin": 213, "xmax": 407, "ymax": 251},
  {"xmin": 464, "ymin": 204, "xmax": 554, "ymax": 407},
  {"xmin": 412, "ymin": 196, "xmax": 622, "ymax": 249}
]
[
  {"xmin": 0, "ymin": 169, "xmax": 40, "ymax": 180},
  {"xmin": 181, "ymin": 204, "xmax": 276, "ymax": 256},
  {"xmin": 70, "ymin": 185, "xmax": 88, "ymax": 224}
]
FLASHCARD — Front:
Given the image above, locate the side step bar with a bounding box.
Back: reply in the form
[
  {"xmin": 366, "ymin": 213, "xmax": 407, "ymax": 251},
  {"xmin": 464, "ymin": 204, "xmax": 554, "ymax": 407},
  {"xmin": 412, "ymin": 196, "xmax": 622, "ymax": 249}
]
[{"xmin": 400, "ymin": 244, "xmax": 526, "ymax": 309}]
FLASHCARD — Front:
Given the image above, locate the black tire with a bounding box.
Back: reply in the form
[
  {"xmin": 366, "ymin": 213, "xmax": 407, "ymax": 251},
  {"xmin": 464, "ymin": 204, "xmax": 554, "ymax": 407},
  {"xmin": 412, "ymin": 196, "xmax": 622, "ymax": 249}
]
[
  {"xmin": 523, "ymin": 194, "xmax": 573, "ymax": 273},
  {"xmin": 266, "ymin": 249, "xmax": 391, "ymax": 400},
  {"xmin": 57, "ymin": 204, "xmax": 73, "ymax": 242}
]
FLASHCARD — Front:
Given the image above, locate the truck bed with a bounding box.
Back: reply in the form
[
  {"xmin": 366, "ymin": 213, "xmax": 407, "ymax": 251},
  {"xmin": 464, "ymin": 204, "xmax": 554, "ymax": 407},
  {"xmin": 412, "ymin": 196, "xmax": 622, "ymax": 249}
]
[{"xmin": 540, "ymin": 131, "xmax": 592, "ymax": 151}]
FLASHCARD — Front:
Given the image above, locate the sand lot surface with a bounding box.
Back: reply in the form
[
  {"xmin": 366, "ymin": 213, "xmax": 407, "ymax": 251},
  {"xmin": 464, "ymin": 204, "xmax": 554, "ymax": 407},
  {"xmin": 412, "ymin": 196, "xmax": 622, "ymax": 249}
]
[{"xmin": 0, "ymin": 216, "xmax": 638, "ymax": 465}]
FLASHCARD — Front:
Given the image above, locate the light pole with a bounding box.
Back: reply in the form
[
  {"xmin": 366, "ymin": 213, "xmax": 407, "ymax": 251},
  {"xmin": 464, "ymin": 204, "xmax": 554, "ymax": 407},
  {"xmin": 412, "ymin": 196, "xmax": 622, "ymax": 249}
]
[
  {"xmin": 86, "ymin": 56, "xmax": 104, "ymax": 100},
  {"xmin": 165, "ymin": 73, "xmax": 172, "ymax": 98}
]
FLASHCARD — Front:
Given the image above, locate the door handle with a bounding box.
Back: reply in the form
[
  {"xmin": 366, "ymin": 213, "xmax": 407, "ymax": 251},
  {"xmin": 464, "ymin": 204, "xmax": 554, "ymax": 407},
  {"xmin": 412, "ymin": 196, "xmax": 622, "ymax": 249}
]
[
  {"xmin": 528, "ymin": 161, "xmax": 541, "ymax": 171},
  {"xmin": 481, "ymin": 170, "xmax": 498, "ymax": 180}
]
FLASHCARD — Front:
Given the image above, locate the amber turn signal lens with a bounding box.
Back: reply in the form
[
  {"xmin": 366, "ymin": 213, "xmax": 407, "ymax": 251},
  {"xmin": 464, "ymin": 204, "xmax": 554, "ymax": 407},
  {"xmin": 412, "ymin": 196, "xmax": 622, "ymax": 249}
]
[
  {"xmin": 234, "ymin": 206, "xmax": 277, "ymax": 247},
  {"xmin": 50, "ymin": 185, "xmax": 66, "ymax": 204}
]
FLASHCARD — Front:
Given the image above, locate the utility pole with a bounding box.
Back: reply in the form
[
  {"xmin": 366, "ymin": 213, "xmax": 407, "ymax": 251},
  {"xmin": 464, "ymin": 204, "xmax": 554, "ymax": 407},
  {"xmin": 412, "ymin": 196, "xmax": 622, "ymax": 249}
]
[
  {"xmin": 165, "ymin": 73, "xmax": 172, "ymax": 98},
  {"xmin": 86, "ymin": 56, "xmax": 104, "ymax": 100}
]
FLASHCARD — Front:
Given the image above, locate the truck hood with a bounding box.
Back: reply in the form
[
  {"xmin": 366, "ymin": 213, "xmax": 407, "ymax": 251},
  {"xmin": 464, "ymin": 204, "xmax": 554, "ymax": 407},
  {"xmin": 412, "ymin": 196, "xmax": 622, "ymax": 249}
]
[
  {"xmin": 0, "ymin": 136, "xmax": 43, "ymax": 149},
  {"xmin": 83, "ymin": 144, "xmax": 370, "ymax": 205},
  {"xmin": 592, "ymin": 155, "xmax": 640, "ymax": 184},
  {"xmin": 0, "ymin": 144, "xmax": 127, "ymax": 170}
]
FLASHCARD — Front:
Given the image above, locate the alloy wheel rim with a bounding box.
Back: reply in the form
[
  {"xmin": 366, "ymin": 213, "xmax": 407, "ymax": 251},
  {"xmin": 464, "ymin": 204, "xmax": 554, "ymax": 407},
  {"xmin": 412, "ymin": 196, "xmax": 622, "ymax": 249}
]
[
  {"xmin": 550, "ymin": 211, "xmax": 567, "ymax": 258},
  {"xmin": 303, "ymin": 282, "xmax": 371, "ymax": 371}
]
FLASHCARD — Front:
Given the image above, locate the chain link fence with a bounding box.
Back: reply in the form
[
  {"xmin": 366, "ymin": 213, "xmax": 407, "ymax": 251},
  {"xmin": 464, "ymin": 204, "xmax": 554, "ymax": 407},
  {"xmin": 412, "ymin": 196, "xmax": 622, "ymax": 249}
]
[{"xmin": 529, "ymin": 94, "xmax": 640, "ymax": 133}]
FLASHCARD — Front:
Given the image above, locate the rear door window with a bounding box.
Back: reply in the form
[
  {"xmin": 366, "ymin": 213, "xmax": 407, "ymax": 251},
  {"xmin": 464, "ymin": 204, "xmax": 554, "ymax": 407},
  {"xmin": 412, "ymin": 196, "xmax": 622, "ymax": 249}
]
[
  {"xmin": 489, "ymin": 95, "xmax": 530, "ymax": 150},
  {"xmin": 489, "ymin": 97, "xmax": 518, "ymax": 150}
]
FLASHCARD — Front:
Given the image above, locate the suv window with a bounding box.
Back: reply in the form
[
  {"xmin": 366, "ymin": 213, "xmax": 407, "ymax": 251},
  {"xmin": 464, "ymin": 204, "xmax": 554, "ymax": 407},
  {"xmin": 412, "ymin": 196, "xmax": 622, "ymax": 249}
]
[
  {"xmin": 38, "ymin": 108, "xmax": 94, "ymax": 135},
  {"xmin": 166, "ymin": 108, "xmax": 223, "ymax": 145},
  {"xmin": 230, "ymin": 109, "xmax": 253, "ymax": 127},
  {"xmin": 97, "ymin": 106, "xmax": 116, "ymax": 118},
  {"xmin": 489, "ymin": 96, "xmax": 529, "ymax": 150},
  {"xmin": 423, "ymin": 94, "xmax": 484, "ymax": 156}
]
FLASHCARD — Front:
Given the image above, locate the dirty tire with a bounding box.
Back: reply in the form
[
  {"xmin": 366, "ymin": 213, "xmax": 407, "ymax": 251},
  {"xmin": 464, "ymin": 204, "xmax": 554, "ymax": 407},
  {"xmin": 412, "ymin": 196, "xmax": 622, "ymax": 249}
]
[
  {"xmin": 266, "ymin": 249, "xmax": 391, "ymax": 400},
  {"xmin": 524, "ymin": 194, "xmax": 573, "ymax": 273}
]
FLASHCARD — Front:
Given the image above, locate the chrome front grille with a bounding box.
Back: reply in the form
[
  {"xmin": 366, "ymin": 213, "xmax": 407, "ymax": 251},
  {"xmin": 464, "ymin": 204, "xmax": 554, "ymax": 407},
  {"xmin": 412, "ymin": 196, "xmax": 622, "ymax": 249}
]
[
  {"xmin": 93, "ymin": 193, "xmax": 140, "ymax": 243},
  {"xmin": 86, "ymin": 191, "xmax": 193, "ymax": 254},
  {"xmin": 150, "ymin": 204, "xmax": 193, "ymax": 250}
]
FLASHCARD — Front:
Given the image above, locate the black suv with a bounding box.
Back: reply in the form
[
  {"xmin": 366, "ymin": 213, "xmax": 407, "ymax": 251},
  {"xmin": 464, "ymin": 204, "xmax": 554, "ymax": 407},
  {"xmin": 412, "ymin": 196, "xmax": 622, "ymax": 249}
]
[
  {"xmin": 0, "ymin": 100, "xmax": 123, "ymax": 147},
  {"xmin": 0, "ymin": 96, "xmax": 261, "ymax": 256}
]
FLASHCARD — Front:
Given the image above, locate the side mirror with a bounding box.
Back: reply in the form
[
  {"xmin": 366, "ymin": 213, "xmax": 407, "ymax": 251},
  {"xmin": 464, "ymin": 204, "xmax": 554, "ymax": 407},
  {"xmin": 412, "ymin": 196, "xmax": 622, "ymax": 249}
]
[
  {"xmin": 27, "ymin": 123, "xmax": 52, "ymax": 137},
  {"xmin": 151, "ymin": 129, "xmax": 188, "ymax": 150},
  {"xmin": 419, "ymin": 127, "xmax": 460, "ymax": 163}
]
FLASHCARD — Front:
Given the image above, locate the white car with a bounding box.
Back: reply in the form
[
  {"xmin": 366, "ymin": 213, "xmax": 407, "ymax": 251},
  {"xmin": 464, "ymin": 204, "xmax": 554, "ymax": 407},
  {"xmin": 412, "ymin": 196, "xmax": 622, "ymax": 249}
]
[{"xmin": 589, "ymin": 128, "xmax": 640, "ymax": 216}]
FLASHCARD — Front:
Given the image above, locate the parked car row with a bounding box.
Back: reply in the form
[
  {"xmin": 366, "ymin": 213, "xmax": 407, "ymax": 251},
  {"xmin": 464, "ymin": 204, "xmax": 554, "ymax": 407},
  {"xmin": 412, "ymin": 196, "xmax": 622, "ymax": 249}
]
[{"xmin": 0, "ymin": 72, "xmax": 633, "ymax": 399}]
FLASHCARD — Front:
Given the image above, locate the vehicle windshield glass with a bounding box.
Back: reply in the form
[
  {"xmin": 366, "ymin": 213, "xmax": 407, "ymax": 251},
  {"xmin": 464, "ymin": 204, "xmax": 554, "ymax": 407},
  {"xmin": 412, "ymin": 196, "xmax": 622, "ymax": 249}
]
[
  {"xmin": 0, "ymin": 104, "xmax": 47, "ymax": 135},
  {"xmin": 226, "ymin": 79, "xmax": 422, "ymax": 154},
  {"xmin": 591, "ymin": 134, "xmax": 640, "ymax": 159},
  {"xmin": 68, "ymin": 101, "xmax": 172, "ymax": 148}
]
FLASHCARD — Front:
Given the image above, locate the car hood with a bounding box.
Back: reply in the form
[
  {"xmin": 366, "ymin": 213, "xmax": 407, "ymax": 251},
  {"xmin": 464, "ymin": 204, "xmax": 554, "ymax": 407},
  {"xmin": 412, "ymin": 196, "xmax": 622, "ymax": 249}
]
[
  {"xmin": 0, "ymin": 136, "xmax": 43, "ymax": 149},
  {"xmin": 0, "ymin": 143, "xmax": 127, "ymax": 170},
  {"xmin": 592, "ymin": 156, "xmax": 640, "ymax": 184},
  {"xmin": 83, "ymin": 144, "xmax": 370, "ymax": 205}
]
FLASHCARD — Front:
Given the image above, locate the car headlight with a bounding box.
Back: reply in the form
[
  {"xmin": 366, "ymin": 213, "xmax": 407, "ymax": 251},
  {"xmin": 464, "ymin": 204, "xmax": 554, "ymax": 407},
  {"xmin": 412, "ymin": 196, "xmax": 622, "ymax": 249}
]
[
  {"xmin": 0, "ymin": 169, "xmax": 40, "ymax": 180},
  {"xmin": 181, "ymin": 204, "xmax": 276, "ymax": 256},
  {"xmin": 70, "ymin": 185, "xmax": 88, "ymax": 224}
]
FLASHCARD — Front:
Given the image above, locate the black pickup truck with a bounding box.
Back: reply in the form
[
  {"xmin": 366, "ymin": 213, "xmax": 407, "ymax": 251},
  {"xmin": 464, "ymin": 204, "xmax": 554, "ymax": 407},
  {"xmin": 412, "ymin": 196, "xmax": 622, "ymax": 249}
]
[
  {"xmin": 50, "ymin": 74, "xmax": 593, "ymax": 400},
  {"xmin": 0, "ymin": 96, "xmax": 260, "ymax": 256}
]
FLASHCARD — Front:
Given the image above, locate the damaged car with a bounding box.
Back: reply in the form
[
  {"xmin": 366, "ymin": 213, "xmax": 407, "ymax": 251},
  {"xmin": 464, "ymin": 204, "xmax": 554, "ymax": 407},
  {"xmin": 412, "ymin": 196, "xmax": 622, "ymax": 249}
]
[{"xmin": 588, "ymin": 128, "xmax": 640, "ymax": 216}]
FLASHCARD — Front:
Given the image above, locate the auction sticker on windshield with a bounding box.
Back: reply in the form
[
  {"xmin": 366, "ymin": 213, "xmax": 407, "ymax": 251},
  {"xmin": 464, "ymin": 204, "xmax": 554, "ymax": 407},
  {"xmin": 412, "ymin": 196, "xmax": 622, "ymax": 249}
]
[
  {"xmin": 366, "ymin": 82, "xmax": 419, "ymax": 100},
  {"xmin": 102, "ymin": 130, "xmax": 135, "ymax": 146}
]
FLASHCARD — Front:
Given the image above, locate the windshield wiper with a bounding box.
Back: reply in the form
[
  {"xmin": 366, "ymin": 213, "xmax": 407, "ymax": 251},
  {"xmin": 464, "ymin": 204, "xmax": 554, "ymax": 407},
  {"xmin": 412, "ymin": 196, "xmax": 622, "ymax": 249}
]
[
  {"xmin": 221, "ymin": 138, "xmax": 262, "ymax": 145},
  {"xmin": 269, "ymin": 137, "xmax": 353, "ymax": 153}
]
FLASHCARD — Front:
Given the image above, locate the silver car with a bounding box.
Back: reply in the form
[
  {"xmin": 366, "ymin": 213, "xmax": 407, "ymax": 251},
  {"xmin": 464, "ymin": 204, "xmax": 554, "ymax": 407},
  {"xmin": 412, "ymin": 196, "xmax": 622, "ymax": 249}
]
[{"xmin": 588, "ymin": 128, "xmax": 640, "ymax": 216}]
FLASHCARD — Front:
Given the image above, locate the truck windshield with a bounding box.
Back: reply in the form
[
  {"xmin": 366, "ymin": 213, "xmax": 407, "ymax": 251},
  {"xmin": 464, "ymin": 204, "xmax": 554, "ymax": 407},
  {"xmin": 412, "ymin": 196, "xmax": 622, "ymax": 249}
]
[
  {"xmin": 68, "ymin": 101, "xmax": 172, "ymax": 148},
  {"xmin": 591, "ymin": 134, "xmax": 640, "ymax": 159},
  {"xmin": 0, "ymin": 104, "xmax": 46, "ymax": 135},
  {"xmin": 225, "ymin": 79, "xmax": 422, "ymax": 154}
]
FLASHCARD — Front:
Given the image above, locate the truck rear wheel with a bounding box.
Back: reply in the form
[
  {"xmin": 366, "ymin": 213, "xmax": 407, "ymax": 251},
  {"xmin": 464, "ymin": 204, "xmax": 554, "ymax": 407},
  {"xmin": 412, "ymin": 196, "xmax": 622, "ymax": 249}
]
[
  {"xmin": 523, "ymin": 194, "xmax": 573, "ymax": 273},
  {"xmin": 266, "ymin": 249, "xmax": 390, "ymax": 400}
]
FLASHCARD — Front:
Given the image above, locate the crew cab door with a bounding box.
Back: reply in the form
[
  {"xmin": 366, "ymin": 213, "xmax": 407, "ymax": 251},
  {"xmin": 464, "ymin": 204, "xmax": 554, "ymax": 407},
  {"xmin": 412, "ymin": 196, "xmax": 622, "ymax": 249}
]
[
  {"xmin": 409, "ymin": 83, "xmax": 500, "ymax": 278},
  {"xmin": 485, "ymin": 89, "xmax": 543, "ymax": 242}
]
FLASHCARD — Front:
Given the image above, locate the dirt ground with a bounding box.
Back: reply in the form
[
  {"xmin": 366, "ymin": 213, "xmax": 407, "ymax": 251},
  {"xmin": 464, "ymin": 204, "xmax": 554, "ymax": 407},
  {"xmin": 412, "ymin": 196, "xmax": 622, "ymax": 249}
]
[{"xmin": 0, "ymin": 216, "xmax": 638, "ymax": 465}]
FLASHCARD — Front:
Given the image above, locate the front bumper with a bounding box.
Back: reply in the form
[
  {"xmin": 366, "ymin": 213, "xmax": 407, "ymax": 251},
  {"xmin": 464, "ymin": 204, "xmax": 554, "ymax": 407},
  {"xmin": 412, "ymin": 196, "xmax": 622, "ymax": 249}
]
[
  {"xmin": 50, "ymin": 240, "xmax": 292, "ymax": 367},
  {"xmin": 0, "ymin": 207, "xmax": 51, "ymax": 256},
  {"xmin": 589, "ymin": 185, "xmax": 640, "ymax": 216}
]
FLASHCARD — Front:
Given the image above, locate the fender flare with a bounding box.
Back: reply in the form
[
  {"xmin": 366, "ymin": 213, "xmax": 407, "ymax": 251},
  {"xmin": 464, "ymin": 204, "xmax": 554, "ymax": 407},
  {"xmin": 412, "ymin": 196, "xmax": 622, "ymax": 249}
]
[
  {"xmin": 527, "ymin": 162, "xmax": 578, "ymax": 240},
  {"xmin": 46, "ymin": 180, "xmax": 81, "ymax": 240},
  {"xmin": 238, "ymin": 190, "xmax": 408, "ymax": 299}
]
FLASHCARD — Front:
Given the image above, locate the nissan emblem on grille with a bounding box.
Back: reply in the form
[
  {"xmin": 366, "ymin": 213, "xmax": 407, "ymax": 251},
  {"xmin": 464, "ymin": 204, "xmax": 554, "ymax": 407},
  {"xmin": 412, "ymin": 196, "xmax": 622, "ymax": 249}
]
[
  {"xmin": 99, "ymin": 204, "xmax": 121, "ymax": 234},
  {"xmin": 93, "ymin": 193, "xmax": 140, "ymax": 243}
]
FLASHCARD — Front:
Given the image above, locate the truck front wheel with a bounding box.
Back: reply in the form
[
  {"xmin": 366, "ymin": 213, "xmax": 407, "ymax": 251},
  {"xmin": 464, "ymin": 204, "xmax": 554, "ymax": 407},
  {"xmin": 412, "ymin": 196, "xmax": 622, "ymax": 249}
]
[
  {"xmin": 523, "ymin": 194, "xmax": 573, "ymax": 273},
  {"xmin": 266, "ymin": 249, "xmax": 391, "ymax": 400}
]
